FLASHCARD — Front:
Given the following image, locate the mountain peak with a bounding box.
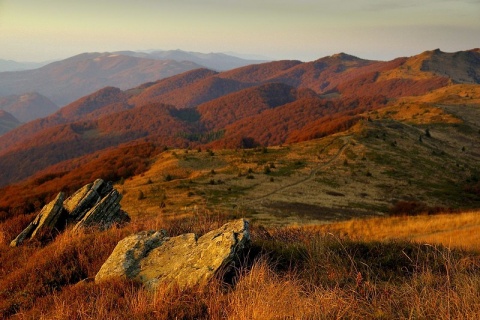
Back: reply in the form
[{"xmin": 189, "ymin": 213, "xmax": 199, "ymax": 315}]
[{"xmin": 329, "ymin": 52, "xmax": 362, "ymax": 61}]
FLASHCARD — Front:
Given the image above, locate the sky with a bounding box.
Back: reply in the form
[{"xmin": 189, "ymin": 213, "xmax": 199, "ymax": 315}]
[{"xmin": 0, "ymin": 0, "xmax": 479, "ymax": 62}]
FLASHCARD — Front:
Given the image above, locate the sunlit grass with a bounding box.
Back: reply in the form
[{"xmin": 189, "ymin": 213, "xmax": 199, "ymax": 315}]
[{"xmin": 306, "ymin": 210, "xmax": 480, "ymax": 251}]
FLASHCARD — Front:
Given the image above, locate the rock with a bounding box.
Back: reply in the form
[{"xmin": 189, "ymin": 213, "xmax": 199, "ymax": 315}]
[
  {"xmin": 95, "ymin": 230, "xmax": 168, "ymax": 281},
  {"xmin": 30, "ymin": 192, "xmax": 65, "ymax": 238},
  {"xmin": 95, "ymin": 219, "xmax": 250, "ymax": 290},
  {"xmin": 10, "ymin": 192, "xmax": 65, "ymax": 247},
  {"xmin": 10, "ymin": 179, "xmax": 129, "ymax": 246},
  {"xmin": 64, "ymin": 179, "xmax": 113, "ymax": 221},
  {"xmin": 73, "ymin": 189, "xmax": 127, "ymax": 231}
]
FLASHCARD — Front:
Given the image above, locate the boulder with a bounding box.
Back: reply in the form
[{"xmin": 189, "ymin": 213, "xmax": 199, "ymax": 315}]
[
  {"xmin": 10, "ymin": 179, "xmax": 129, "ymax": 246},
  {"xmin": 10, "ymin": 192, "xmax": 65, "ymax": 247},
  {"xmin": 95, "ymin": 219, "xmax": 250, "ymax": 290}
]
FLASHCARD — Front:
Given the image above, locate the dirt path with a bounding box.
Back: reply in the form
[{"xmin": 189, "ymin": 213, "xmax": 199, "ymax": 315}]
[{"xmin": 245, "ymin": 136, "xmax": 351, "ymax": 203}]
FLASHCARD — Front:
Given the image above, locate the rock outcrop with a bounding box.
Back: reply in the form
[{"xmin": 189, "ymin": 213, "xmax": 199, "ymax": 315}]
[
  {"xmin": 10, "ymin": 179, "xmax": 129, "ymax": 247},
  {"xmin": 95, "ymin": 219, "xmax": 250, "ymax": 290}
]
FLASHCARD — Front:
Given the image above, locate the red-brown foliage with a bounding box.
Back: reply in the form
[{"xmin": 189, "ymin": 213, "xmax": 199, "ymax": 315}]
[
  {"xmin": 197, "ymin": 83, "xmax": 313, "ymax": 131},
  {"xmin": 0, "ymin": 228, "xmax": 127, "ymax": 318},
  {"xmin": 0, "ymin": 103, "xmax": 191, "ymax": 187},
  {"xmin": 0, "ymin": 87, "xmax": 131, "ymax": 152},
  {"xmin": 0, "ymin": 142, "xmax": 159, "ymax": 221},
  {"xmin": 337, "ymin": 73, "xmax": 451, "ymax": 97},
  {"xmin": 208, "ymin": 95, "xmax": 387, "ymax": 148},
  {"xmin": 218, "ymin": 60, "xmax": 303, "ymax": 83},
  {"xmin": 136, "ymin": 76, "xmax": 251, "ymax": 109},
  {"xmin": 129, "ymin": 68, "xmax": 218, "ymax": 106}
]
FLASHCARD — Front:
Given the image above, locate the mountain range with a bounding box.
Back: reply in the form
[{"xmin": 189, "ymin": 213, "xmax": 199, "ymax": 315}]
[
  {"xmin": 0, "ymin": 50, "xmax": 268, "ymax": 108},
  {"xmin": 0, "ymin": 59, "xmax": 47, "ymax": 72},
  {"xmin": 116, "ymin": 49, "xmax": 269, "ymax": 71},
  {"xmin": 0, "ymin": 48, "xmax": 479, "ymax": 220}
]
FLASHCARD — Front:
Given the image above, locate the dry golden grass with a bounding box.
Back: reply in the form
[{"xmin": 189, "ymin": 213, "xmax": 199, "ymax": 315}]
[
  {"xmin": 8, "ymin": 223, "xmax": 480, "ymax": 320},
  {"xmin": 415, "ymin": 84, "xmax": 480, "ymax": 105},
  {"xmin": 371, "ymin": 102, "xmax": 462, "ymax": 125},
  {"xmin": 306, "ymin": 210, "xmax": 480, "ymax": 251}
]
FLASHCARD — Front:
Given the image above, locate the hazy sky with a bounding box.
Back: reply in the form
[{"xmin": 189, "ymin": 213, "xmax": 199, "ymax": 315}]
[{"xmin": 1, "ymin": 0, "xmax": 479, "ymax": 62}]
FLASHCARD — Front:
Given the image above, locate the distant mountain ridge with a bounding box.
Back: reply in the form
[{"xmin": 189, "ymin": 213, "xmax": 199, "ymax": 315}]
[
  {"xmin": 116, "ymin": 49, "xmax": 269, "ymax": 71},
  {"xmin": 0, "ymin": 59, "xmax": 46, "ymax": 72},
  {"xmin": 0, "ymin": 53, "xmax": 204, "ymax": 106}
]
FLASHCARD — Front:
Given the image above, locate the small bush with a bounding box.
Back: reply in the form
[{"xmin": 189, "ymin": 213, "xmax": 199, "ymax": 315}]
[{"xmin": 389, "ymin": 201, "xmax": 448, "ymax": 216}]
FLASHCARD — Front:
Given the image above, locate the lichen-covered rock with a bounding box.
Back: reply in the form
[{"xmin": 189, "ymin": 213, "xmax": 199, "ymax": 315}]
[
  {"xmin": 95, "ymin": 230, "xmax": 168, "ymax": 280},
  {"xmin": 95, "ymin": 219, "xmax": 250, "ymax": 290},
  {"xmin": 10, "ymin": 192, "xmax": 65, "ymax": 247},
  {"xmin": 10, "ymin": 179, "xmax": 129, "ymax": 246}
]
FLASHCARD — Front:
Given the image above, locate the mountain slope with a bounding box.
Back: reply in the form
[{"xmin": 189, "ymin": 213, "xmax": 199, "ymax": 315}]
[
  {"xmin": 132, "ymin": 75, "xmax": 251, "ymax": 109},
  {"xmin": 419, "ymin": 49, "xmax": 480, "ymax": 83},
  {"xmin": 0, "ymin": 92, "xmax": 59, "ymax": 122},
  {"xmin": 0, "ymin": 103, "xmax": 191, "ymax": 186},
  {"xmin": 128, "ymin": 68, "xmax": 219, "ymax": 106},
  {"xmin": 0, "ymin": 110, "xmax": 20, "ymax": 135},
  {"xmin": 197, "ymin": 83, "xmax": 317, "ymax": 131},
  {"xmin": 0, "ymin": 53, "xmax": 202, "ymax": 106},
  {"xmin": 0, "ymin": 87, "xmax": 131, "ymax": 152}
]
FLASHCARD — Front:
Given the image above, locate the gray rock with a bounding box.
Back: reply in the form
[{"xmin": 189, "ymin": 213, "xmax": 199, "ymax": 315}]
[
  {"xmin": 95, "ymin": 219, "xmax": 250, "ymax": 290},
  {"xmin": 73, "ymin": 189, "xmax": 125, "ymax": 231},
  {"xmin": 10, "ymin": 192, "xmax": 65, "ymax": 247},
  {"xmin": 10, "ymin": 179, "xmax": 129, "ymax": 246},
  {"xmin": 64, "ymin": 179, "xmax": 112, "ymax": 221}
]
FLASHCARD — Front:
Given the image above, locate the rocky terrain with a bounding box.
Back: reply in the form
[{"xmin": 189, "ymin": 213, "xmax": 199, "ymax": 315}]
[{"xmin": 10, "ymin": 179, "xmax": 129, "ymax": 246}]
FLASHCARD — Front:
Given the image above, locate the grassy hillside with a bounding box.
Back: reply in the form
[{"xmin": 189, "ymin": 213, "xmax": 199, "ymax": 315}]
[
  {"xmin": 118, "ymin": 100, "xmax": 480, "ymax": 226},
  {"xmin": 1, "ymin": 209, "xmax": 479, "ymax": 319}
]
